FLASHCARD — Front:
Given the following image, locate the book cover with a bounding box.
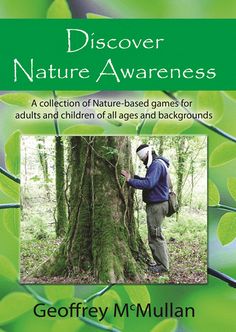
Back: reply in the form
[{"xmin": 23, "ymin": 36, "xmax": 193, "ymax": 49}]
[{"xmin": 0, "ymin": 1, "xmax": 235, "ymax": 332}]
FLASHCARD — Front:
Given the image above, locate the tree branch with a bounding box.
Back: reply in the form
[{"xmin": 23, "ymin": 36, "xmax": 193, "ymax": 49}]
[
  {"xmin": 52, "ymin": 90, "xmax": 60, "ymax": 137},
  {"xmin": 210, "ymin": 204, "xmax": 236, "ymax": 213},
  {"xmin": 208, "ymin": 267, "xmax": 236, "ymax": 288},
  {"xmin": 0, "ymin": 203, "xmax": 20, "ymax": 209},
  {"xmin": 22, "ymin": 284, "xmax": 52, "ymax": 305},
  {"xmin": 163, "ymin": 91, "xmax": 236, "ymax": 143},
  {"xmin": 0, "ymin": 166, "xmax": 20, "ymax": 184},
  {"xmin": 84, "ymin": 284, "xmax": 114, "ymax": 303}
]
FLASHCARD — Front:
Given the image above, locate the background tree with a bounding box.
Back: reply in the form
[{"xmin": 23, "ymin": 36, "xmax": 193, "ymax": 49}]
[
  {"xmin": 175, "ymin": 136, "xmax": 188, "ymax": 215},
  {"xmin": 37, "ymin": 137, "xmax": 51, "ymax": 200},
  {"xmin": 158, "ymin": 136, "xmax": 165, "ymax": 155},
  {"xmin": 55, "ymin": 136, "xmax": 67, "ymax": 237}
]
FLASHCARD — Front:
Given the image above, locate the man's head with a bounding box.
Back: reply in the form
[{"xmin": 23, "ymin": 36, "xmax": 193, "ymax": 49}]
[{"xmin": 136, "ymin": 144, "xmax": 153, "ymax": 167}]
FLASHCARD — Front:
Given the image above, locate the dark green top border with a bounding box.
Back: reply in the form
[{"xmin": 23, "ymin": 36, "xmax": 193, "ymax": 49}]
[{"xmin": 0, "ymin": 19, "xmax": 235, "ymax": 90}]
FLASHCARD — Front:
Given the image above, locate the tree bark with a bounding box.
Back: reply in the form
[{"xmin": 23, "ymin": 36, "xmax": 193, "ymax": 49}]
[
  {"xmin": 158, "ymin": 136, "xmax": 164, "ymax": 155},
  {"xmin": 37, "ymin": 137, "xmax": 51, "ymax": 200},
  {"xmin": 46, "ymin": 136, "xmax": 149, "ymax": 283},
  {"xmin": 175, "ymin": 137, "xmax": 189, "ymax": 220},
  {"xmin": 55, "ymin": 136, "xmax": 67, "ymax": 237}
]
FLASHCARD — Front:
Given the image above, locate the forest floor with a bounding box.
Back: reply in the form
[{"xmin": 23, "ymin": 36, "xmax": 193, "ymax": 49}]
[{"xmin": 21, "ymin": 207, "xmax": 207, "ymax": 285}]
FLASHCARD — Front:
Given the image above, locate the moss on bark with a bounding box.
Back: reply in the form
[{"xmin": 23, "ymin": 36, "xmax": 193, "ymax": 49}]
[{"xmin": 55, "ymin": 136, "xmax": 67, "ymax": 237}]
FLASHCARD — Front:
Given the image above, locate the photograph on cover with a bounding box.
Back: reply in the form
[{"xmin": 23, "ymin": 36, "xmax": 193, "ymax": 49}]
[{"xmin": 20, "ymin": 135, "xmax": 207, "ymax": 284}]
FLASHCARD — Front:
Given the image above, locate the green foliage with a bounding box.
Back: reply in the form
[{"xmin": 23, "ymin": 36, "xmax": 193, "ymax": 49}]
[
  {"xmin": 51, "ymin": 318, "xmax": 83, "ymax": 332},
  {"xmin": 217, "ymin": 212, "xmax": 236, "ymax": 245},
  {"xmin": 0, "ymin": 292, "xmax": 36, "ymax": 325},
  {"xmin": 5, "ymin": 130, "xmax": 21, "ymax": 176},
  {"xmin": 102, "ymin": 146, "xmax": 119, "ymax": 157},
  {"xmin": 0, "ymin": 173, "xmax": 19, "ymax": 201},
  {"xmin": 151, "ymin": 319, "xmax": 178, "ymax": 332},
  {"xmin": 0, "ymin": 256, "xmax": 17, "ymax": 282},
  {"xmin": 22, "ymin": 215, "xmax": 50, "ymax": 240},
  {"xmin": 93, "ymin": 290, "xmax": 124, "ymax": 330},
  {"xmin": 210, "ymin": 142, "xmax": 236, "ymax": 167},
  {"xmin": 55, "ymin": 91, "xmax": 98, "ymax": 97},
  {"xmin": 0, "ymin": 213, "xmax": 18, "ymax": 268},
  {"xmin": 152, "ymin": 119, "xmax": 192, "ymax": 134},
  {"xmin": 21, "ymin": 237, "xmax": 61, "ymax": 279},
  {"xmin": 106, "ymin": 119, "xmax": 123, "ymax": 127},
  {"xmin": 227, "ymin": 177, "xmax": 236, "ymax": 201},
  {"xmin": 44, "ymin": 285, "xmax": 75, "ymax": 302},
  {"xmin": 222, "ymin": 90, "xmax": 236, "ymax": 101},
  {"xmin": 0, "ymin": 0, "xmax": 50, "ymax": 18},
  {"xmin": 0, "ymin": 93, "xmax": 34, "ymax": 107},
  {"xmin": 154, "ymin": 275, "xmax": 170, "ymax": 284},
  {"xmin": 123, "ymin": 285, "xmax": 150, "ymax": 306},
  {"xmin": 63, "ymin": 125, "xmax": 104, "ymax": 135},
  {"xmin": 3, "ymin": 208, "xmax": 19, "ymax": 238},
  {"xmin": 30, "ymin": 175, "xmax": 41, "ymax": 182},
  {"xmin": 46, "ymin": 0, "xmax": 72, "ymax": 19},
  {"xmin": 197, "ymin": 91, "xmax": 224, "ymax": 124},
  {"xmin": 86, "ymin": 13, "xmax": 109, "ymax": 19},
  {"xmin": 208, "ymin": 179, "xmax": 220, "ymax": 206}
]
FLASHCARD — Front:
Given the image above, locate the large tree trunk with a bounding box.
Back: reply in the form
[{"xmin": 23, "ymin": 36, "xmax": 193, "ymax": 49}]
[
  {"xmin": 55, "ymin": 136, "xmax": 67, "ymax": 237},
  {"xmin": 46, "ymin": 136, "xmax": 149, "ymax": 283}
]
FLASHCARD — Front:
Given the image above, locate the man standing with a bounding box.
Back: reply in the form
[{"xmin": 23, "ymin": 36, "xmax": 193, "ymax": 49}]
[{"xmin": 121, "ymin": 144, "xmax": 169, "ymax": 273}]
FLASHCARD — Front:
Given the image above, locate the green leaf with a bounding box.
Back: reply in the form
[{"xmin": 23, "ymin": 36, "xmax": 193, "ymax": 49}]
[
  {"xmin": 55, "ymin": 91, "xmax": 98, "ymax": 98},
  {"xmin": 210, "ymin": 142, "xmax": 236, "ymax": 167},
  {"xmin": 197, "ymin": 91, "xmax": 224, "ymax": 124},
  {"xmin": 0, "ymin": 213, "xmax": 18, "ymax": 267},
  {"xmin": 227, "ymin": 177, "xmax": 236, "ymax": 201},
  {"xmin": 63, "ymin": 125, "xmax": 104, "ymax": 135},
  {"xmin": 124, "ymin": 285, "xmax": 150, "ymax": 306},
  {"xmin": 51, "ymin": 318, "xmax": 83, "ymax": 332},
  {"xmin": 106, "ymin": 119, "xmax": 123, "ymax": 127},
  {"xmin": 3, "ymin": 208, "xmax": 20, "ymax": 238},
  {"xmin": 144, "ymin": 91, "xmax": 194, "ymax": 134},
  {"xmin": 93, "ymin": 290, "xmax": 124, "ymax": 330},
  {"xmin": 0, "ymin": 93, "xmax": 34, "ymax": 107},
  {"xmin": 0, "ymin": 256, "xmax": 17, "ymax": 282},
  {"xmin": 44, "ymin": 285, "xmax": 74, "ymax": 303},
  {"xmin": 144, "ymin": 91, "xmax": 167, "ymax": 99},
  {"xmin": 151, "ymin": 319, "xmax": 178, "ymax": 332},
  {"xmin": 208, "ymin": 179, "xmax": 220, "ymax": 206},
  {"xmin": 152, "ymin": 118, "xmax": 192, "ymax": 134},
  {"xmin": 86, "ymin": 13, "xmax": 109, "ymax": 19},
  {"xmin": 0, "ymin": 292, "xmax": 36, "ymax": 325},
  {"xmin": 0, "ymin": 173, "xmax": 20, "ymax": 201},
  {"xmin": 5, "ymin": 130, "xmax": 21, "ymax": 176},
  {"xmin": 217, "ymin": 212, "xmax": 236, "ymax": 245},
  {"xmin": 222, "ymin": 91, "xmax": 236, "ymax": 101},
  {"xmin": 47, "ymin": 0, "xmax": 72, "ymax": 18}
]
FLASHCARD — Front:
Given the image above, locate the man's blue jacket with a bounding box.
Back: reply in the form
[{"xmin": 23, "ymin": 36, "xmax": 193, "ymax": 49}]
[{"xmin": 128, "ymin": 157, "xmax": 169, "ymax": 204}]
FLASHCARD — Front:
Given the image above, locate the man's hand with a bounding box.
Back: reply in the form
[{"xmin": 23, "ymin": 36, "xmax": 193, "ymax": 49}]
[{"xmin": 121, "ymin": 170, "xmax": 131, "ymax": 181}]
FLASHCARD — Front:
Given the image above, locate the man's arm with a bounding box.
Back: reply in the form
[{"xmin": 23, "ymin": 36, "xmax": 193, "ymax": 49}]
[
  {"xmin": 134, "ymin": 175, "xmax": 145, "ymax": 180},
  {"xmin": 127, "ymin": 163, "xmax": 161, "ymax": 190},
  {"xmin": 121, "ymin": 171, "xmax": 145, "ymax": 181}
]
